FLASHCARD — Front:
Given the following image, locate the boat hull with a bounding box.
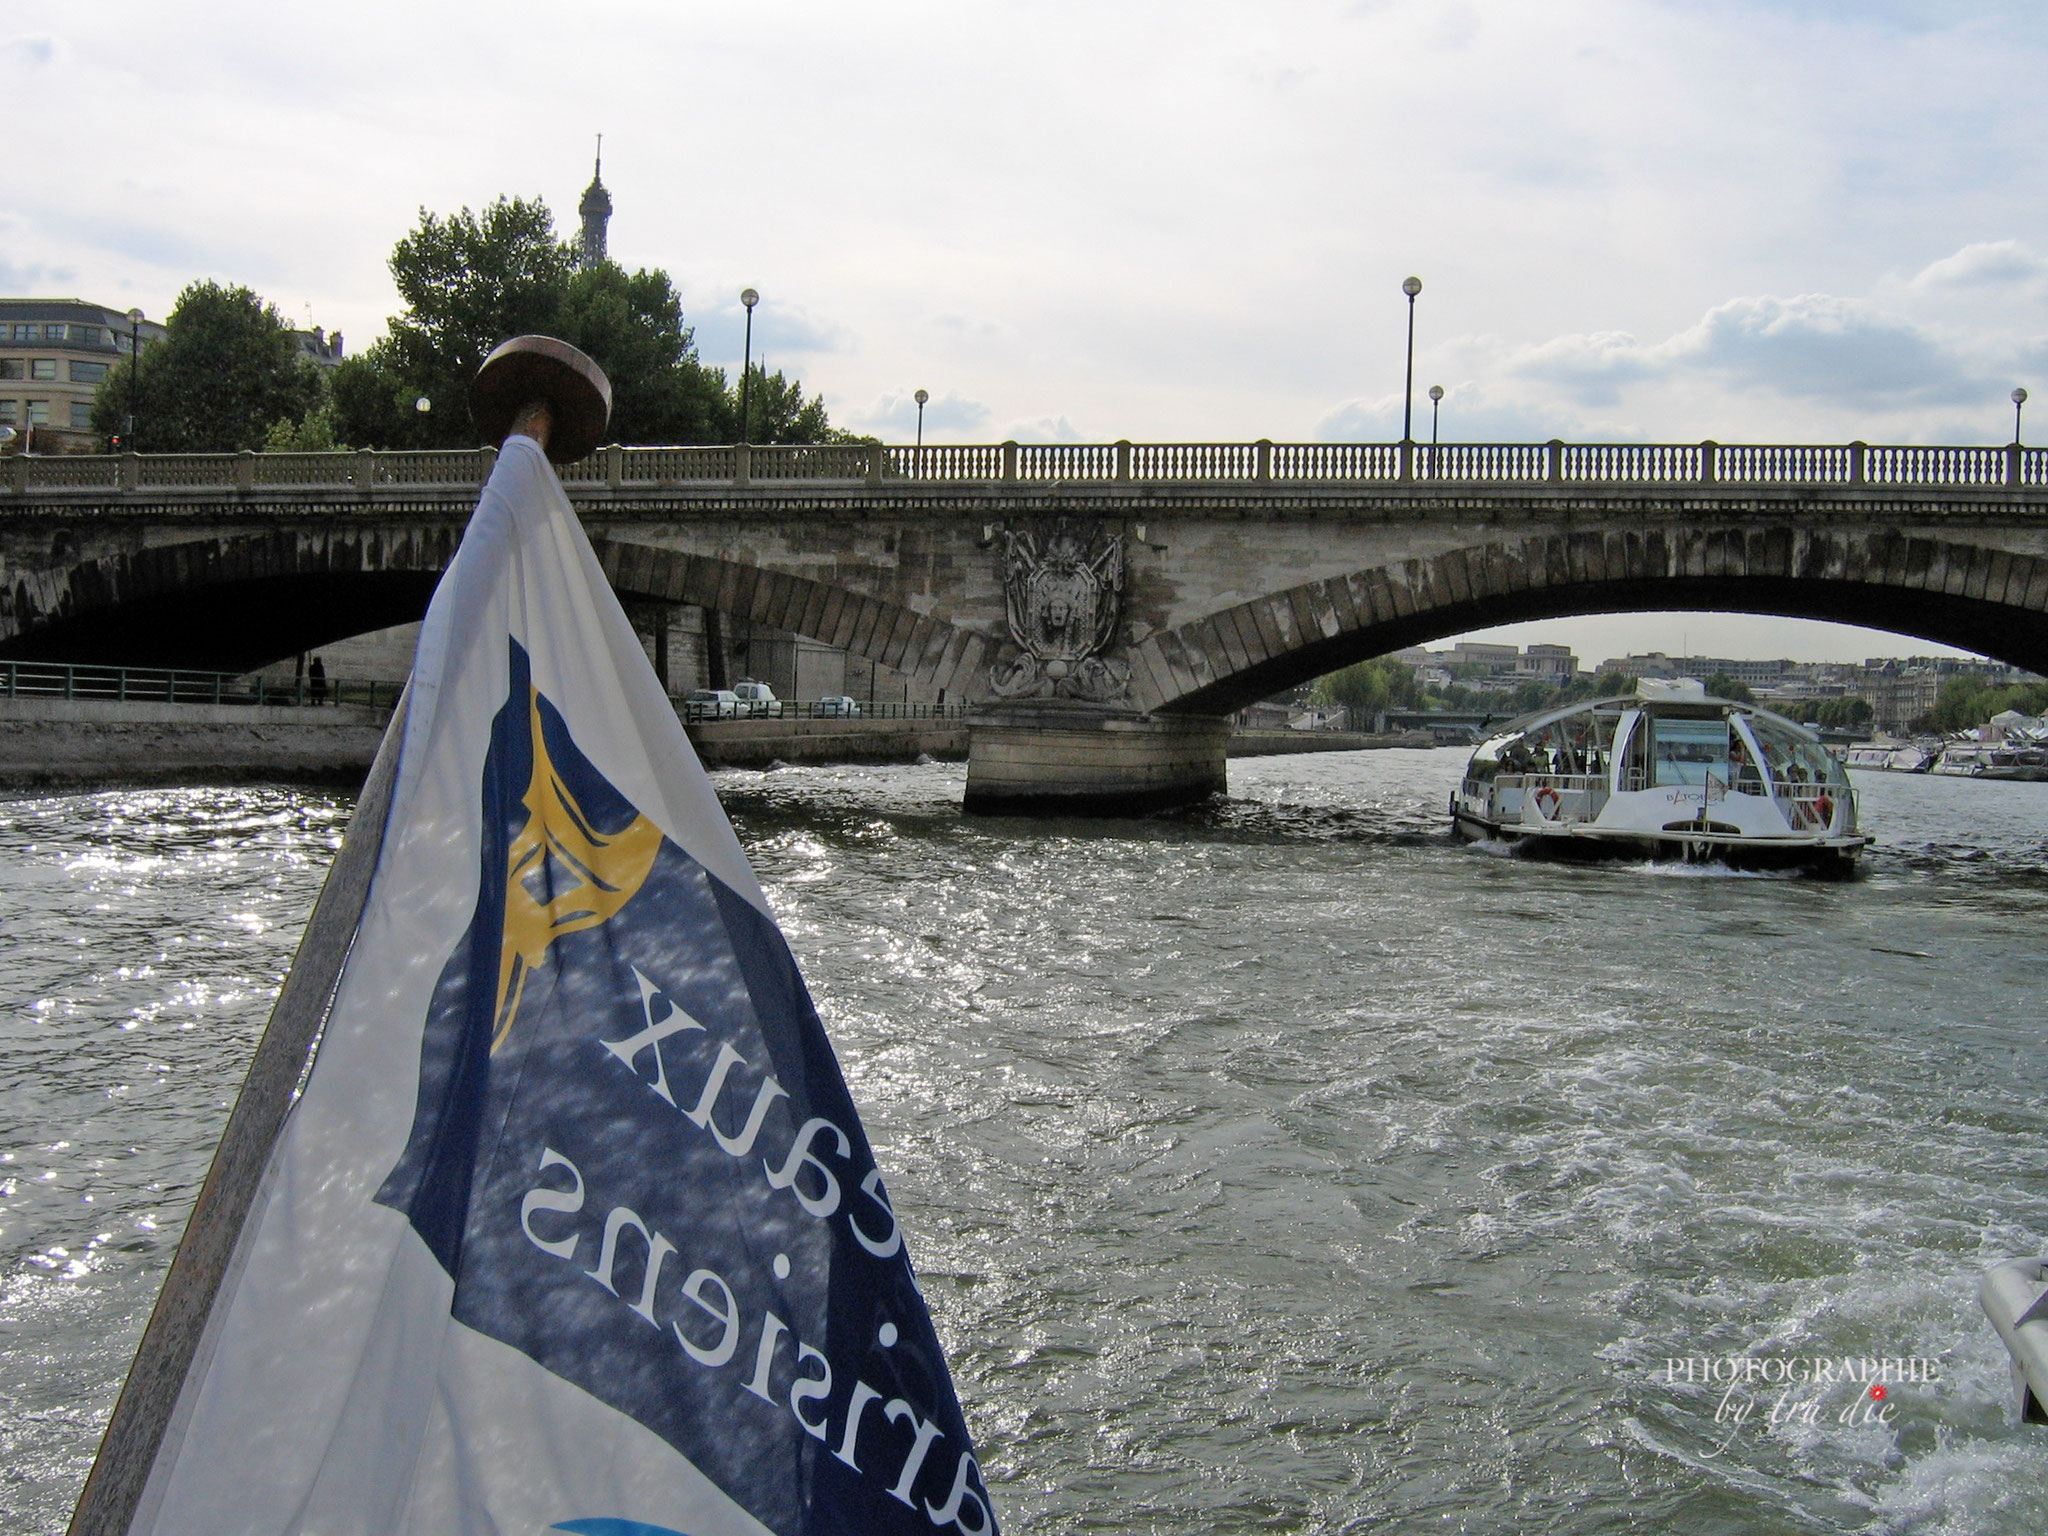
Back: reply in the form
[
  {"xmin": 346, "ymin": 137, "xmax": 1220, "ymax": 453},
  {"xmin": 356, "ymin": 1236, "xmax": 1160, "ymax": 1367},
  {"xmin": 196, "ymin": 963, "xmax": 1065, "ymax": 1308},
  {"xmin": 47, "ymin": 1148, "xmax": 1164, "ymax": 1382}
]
[{"xmin": 1451, "ymin": 806, "xmax": 1867, "ymax": 877}]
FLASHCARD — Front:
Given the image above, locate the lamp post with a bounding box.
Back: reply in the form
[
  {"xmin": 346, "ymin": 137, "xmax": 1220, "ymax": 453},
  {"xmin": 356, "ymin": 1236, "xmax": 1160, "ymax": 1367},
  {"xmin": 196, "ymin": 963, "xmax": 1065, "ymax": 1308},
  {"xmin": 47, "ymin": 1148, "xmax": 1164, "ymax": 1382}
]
[
  {"xmin": 1400, "ymin": 276, "xmax": 1422, "ymax": 446},
  {"xmin": 126, "ymin": 307, "xmax": 144, "ymax": 448},
  {"xmin": 914, "ymin": 387, "xmax": 928, "ymax": 448},
  {"xmin": 738, "ymin": 287, "xmax": 759, "ymax": 445},
  {"xmin": 1427, "ymin": 383, "xmax": 1443, "ymax": 477},
  {"xmin": 2015, "ymin": 387, "xmax": 2029, "ymax": 446}
]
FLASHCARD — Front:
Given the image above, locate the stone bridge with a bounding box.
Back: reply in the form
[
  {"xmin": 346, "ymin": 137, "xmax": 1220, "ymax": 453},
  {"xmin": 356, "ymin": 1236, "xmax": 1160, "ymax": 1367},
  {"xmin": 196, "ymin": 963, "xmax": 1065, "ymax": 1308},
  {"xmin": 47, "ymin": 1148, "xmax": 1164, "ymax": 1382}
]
[{"xmin": 4, "ymin": 438, "xmax": 2047, "ymax": 810}]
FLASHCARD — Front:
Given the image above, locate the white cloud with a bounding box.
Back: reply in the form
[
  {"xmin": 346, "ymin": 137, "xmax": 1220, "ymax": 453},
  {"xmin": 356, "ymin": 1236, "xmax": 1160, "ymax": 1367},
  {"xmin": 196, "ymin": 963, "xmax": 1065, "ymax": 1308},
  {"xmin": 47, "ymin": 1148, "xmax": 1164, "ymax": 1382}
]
[
  {"xmin": 1909, "ymin": 239, "xmax": 2048, "ymax": 290},
  {"xmin": 687, "ymin": 297, "xmax": 851, "ymax": 379},
  {"xmin": 1674, "ymin": 294, "xmax": 1970, "ymax": 403},
  {"xmin": 1504, "ymin": 331, "xmax": 1658, "ymax": 406},
  {"xmin": 1504, "ymin": 293, "xmax": 1981, "ymax": 412},
  {"xmin": 0, "ymin": 34, "xmax": 61, "ymax": 68},
  {"xmin": 849, "ymin": 389, "xmax": 992, "ymax": 441},
  {"xmin": 1004, "ymin": 415, "xmax": 1085, "ymax": 444}
]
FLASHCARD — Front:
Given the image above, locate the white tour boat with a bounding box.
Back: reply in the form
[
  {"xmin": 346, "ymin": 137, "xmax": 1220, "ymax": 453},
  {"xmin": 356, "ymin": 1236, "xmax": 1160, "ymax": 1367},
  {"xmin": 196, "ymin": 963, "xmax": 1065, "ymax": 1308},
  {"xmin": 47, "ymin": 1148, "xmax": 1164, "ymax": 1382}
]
[{"xmin": 1450, "ymin": 679, "xmax": 1870, "ymax": 875}]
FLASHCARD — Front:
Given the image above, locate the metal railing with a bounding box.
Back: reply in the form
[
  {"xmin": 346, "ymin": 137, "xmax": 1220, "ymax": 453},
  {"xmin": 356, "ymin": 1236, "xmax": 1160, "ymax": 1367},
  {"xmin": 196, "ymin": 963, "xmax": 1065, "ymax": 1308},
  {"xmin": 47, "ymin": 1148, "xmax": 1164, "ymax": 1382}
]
[
  {"xmin": 7, "ymin": 439, "xmax": 2047, "ymax": 496},
  {"xmin": 1495, "ymin": 771, "xmax": 1610, "ymax": 823},
  {"xmin": 0, "ymin": 659, "xmax": 402, "ymax": 710},
  {"xmin": 680, "ymin": 699, "xmax": 967, "ymax": 724},
  {"xmin": 0, "ymin": 660, "xmax": 969, "ymax": 722},
  {"xmin": 1774, "ymin": 782, "xmax": 1843, "ymax": 832}
]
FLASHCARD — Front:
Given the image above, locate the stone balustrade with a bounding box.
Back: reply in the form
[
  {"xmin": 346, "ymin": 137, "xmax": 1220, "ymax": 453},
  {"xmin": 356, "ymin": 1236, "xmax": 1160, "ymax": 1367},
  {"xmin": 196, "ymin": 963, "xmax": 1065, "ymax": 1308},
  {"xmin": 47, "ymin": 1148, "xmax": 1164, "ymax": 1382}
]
[{"xmin": 5, "ymin": 439, "xmax": 2045, "ymax": 497}]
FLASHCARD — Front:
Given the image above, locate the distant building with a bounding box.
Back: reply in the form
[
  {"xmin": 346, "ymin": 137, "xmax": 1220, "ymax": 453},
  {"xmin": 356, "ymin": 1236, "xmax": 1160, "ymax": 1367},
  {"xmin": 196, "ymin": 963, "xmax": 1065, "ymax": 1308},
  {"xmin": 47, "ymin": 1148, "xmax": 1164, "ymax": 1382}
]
[
  {"xmin": 1593, "ymin": 653, "xmax": 1787, "ymax": 686},
  {"xmin": 289, "ymin": 326, "xmax": 344, "ymax": 368},
  {"xmin": 1856, "ymin": 655, "xmax": 2040, "ymax": 731},
  {"xmin": 1861, "ymin": 663, "xmax": 1942, "ymax": 732},
  {"xmin": 1602, "ymin": 651, "xmax": 1674, "ymax": 678},
  {"xmin": 1445, "ymin": 641, "xmax": 1519, "ymax": 675},
  {"xmin": 0, "ymin": 298, "xmax": 166, "ymax": 450},
  {"xmin": 1690, "ymin": 656, "xmax": 1790, "ymax": 687},
  {"xmin": 577, "ymin": 143, "xmax": 612, "ymax": 270},
  {"xmin": 1516, "ymin": 643, "xmax": 1577, "ymax": 678}
]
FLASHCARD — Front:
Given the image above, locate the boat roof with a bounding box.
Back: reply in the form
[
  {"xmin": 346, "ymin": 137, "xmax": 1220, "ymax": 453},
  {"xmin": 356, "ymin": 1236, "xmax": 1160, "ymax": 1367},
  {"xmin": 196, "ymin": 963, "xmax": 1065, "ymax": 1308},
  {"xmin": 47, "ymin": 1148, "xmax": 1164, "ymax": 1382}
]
[{"xmin": 1475, "ymin": 680, "xmax": 1822, "ymax": 747}]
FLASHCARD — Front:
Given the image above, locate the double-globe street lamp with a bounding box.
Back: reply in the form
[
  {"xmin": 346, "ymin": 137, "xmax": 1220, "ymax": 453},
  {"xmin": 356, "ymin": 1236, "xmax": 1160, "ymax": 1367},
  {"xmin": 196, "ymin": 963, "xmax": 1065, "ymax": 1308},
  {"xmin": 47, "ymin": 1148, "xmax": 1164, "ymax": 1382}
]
[{"xmin": 738, "ymin": 287, "xmax": 760, "ymax": 446}]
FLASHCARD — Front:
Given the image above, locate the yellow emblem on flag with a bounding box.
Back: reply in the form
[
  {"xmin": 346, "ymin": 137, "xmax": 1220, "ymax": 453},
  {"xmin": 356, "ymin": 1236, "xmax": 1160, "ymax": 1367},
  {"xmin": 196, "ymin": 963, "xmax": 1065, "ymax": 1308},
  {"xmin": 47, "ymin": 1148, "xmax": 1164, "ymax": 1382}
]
[{"xmin": 492, "ymin": 686, "xmax": 663, "ymax": 1050}]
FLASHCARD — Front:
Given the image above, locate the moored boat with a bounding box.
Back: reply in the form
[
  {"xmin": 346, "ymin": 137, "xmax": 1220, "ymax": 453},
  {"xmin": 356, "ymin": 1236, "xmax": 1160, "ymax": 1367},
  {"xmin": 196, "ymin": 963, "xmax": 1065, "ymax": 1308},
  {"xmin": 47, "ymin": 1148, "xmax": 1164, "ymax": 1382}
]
[
  {"xmin": 1843, "ymin": 741, "xmax": 1938, "ymax": 773},
  {"xmin": 1930, "ymin": 741, "xmax": 2048, "ymax": 781},
  {"xmin": 1450, "ymin": 679, "xmax": 1870, "ymax": 875}
]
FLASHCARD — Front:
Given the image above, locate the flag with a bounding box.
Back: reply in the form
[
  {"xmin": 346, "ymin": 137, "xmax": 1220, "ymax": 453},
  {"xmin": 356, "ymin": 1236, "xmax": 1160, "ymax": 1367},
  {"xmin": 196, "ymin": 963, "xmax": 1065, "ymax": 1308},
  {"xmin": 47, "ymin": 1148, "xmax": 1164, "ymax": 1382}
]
[{"xmin": 127, "ymin": 434, "xmax": 997, "ymax": 1536}]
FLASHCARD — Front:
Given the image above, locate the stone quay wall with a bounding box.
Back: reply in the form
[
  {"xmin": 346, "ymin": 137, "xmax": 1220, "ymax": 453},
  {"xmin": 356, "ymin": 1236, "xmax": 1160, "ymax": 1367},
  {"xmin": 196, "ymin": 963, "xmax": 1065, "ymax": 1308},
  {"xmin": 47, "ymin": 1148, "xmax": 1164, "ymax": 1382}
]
[{"xmin": 0, "ymin": 697, "xmax": 393, "ymax": 784}]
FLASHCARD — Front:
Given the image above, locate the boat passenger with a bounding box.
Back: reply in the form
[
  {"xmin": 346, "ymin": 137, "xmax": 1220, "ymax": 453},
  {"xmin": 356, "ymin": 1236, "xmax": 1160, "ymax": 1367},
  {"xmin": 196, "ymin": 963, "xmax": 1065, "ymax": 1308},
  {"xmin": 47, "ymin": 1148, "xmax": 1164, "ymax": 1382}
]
[{"xmin": 1730, "ymin": 737, "xmax": 1763, "ymax": 795}]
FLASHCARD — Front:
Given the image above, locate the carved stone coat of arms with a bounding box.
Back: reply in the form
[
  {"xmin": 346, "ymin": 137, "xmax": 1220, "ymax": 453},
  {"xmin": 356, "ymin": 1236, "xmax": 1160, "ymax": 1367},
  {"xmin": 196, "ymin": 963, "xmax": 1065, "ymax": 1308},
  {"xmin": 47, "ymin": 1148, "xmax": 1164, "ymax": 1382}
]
[{"xmin": 987, "ymin": 520, "xmax": 1132, "ymax": 702}]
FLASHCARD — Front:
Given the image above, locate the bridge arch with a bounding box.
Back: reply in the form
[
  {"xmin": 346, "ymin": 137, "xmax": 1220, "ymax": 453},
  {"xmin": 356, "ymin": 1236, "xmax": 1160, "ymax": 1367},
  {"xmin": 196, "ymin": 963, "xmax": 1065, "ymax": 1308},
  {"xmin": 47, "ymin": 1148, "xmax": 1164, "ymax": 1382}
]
[
  {"xmin": 0, "ymin": 528, "xmax": 460, "ymax": 672},
  {"xmin": 1131, "ymin": 527, "xmax": 2048, "ymax": 716},
  {"xmin": 590, "ymin": 539, "xmax": 988, "ymax": 699},
  {"xmin": 0, "ymin": 528, "xmax": 985, "ymax": 696}
]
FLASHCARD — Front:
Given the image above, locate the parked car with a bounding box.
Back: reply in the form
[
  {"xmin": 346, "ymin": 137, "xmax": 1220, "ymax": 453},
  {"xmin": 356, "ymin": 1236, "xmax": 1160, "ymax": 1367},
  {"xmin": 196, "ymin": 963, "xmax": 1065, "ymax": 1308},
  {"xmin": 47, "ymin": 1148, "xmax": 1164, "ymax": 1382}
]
[
  {"xmin": 731, "ymin": 680, "xmax": 784, "ymax": 718},
  {"xmin": 683, "ymin": 689, "xmax": 741, "ymax": 721},
  {"xmin": 815, "ymin": 695, "xmax": 862, "ymax": 718}
]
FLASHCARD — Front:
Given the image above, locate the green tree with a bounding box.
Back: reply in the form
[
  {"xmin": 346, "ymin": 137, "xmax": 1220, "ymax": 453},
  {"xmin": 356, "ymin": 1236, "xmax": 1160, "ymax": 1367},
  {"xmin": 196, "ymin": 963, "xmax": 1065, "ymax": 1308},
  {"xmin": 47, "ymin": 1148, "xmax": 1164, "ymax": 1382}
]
[
  {"xmin": 1914, "ymin": 675, "xmax": 2048, "ymax": 733},
  {"xmin": 558, "ymin": 263, "xmax": 728, "ymax": 445},
  {"xmin": 1810, "ymin": 696, "xmax": 1874, "ymax": 730},
  {"xmin": 333, "ymin": 197, "xmax": 572, "ymax": 449},
  {"xmin": 1310, "ymin": 656, "xmax": 1422, "ymax": 723},
  {"xmin": 91, "ymin": 281, "xmax": 324, "ymax": 452},
  {"xmin": 330, "ymin": 196, "xmax": 850, "ymax": 450},
  {"xmin": 262, "ymin": 404, "xmax": 348, "ymax": 452},
  {"xmin": 1703, "ymin": 671, "xmax": 1755, "ymax": 703},
  {"xmin": 733, "ymin": 363, "xmax": 869, "ymax": 445}
]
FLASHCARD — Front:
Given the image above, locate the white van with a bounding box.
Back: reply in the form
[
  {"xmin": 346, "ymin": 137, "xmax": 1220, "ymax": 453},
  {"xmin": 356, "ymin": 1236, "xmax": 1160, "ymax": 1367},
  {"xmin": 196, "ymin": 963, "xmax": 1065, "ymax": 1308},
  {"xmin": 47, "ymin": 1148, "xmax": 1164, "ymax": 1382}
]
[{"xmin": 731, "ymin": 680, "xmax": 783, "ymax": 718}]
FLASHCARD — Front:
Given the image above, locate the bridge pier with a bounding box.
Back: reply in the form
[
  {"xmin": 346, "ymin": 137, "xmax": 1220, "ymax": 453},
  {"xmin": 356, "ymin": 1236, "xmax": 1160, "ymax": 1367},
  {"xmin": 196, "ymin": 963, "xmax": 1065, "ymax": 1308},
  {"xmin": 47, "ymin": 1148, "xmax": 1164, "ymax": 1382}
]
[{"xmin": 963, "ymin": 702, "xmax": 1231, "ymax": 816}]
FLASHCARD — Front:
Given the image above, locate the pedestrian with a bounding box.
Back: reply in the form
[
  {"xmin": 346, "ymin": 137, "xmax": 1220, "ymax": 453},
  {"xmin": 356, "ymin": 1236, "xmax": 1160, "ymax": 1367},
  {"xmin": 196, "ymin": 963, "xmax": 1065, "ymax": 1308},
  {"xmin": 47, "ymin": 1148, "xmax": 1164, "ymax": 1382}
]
[{"xmin": 309, "ymin": 655, "xmax": 328, "ymax": 705}]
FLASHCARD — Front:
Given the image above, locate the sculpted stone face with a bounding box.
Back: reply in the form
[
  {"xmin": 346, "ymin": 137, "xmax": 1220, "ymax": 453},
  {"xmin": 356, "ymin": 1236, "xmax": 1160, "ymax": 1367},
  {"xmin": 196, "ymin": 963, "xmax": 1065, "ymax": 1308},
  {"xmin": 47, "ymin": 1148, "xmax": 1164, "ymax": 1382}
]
[{"xmin": 989, "ymin": 519, "xmax": 1132, "ymax": 703}]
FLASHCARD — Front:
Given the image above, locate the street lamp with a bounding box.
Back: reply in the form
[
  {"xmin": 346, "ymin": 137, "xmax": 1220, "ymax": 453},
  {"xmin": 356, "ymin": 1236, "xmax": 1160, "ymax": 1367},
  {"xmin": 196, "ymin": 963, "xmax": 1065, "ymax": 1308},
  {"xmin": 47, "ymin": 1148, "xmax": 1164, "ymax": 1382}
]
[
  {"xmin": 1428, "ymin": 384, "xmax": 1444, "ymax": 476},
  {"xmin": 914, "ymin": 387, "xmax": 928, "ymax": 448},
  {"xmin": 1400, "ymin": 276, "xmax": 1422, "ymax": 446},
  {"xmin": 126, "ymin": 307, "xmax": 144, "ymax": 448},
  {"xmin": 2015, "ymin": 387, "xmax": 2029, "ymax": 446},
  {"xmin": 738, "ymin": 287, "xmax": 760, "ymax": 445}
]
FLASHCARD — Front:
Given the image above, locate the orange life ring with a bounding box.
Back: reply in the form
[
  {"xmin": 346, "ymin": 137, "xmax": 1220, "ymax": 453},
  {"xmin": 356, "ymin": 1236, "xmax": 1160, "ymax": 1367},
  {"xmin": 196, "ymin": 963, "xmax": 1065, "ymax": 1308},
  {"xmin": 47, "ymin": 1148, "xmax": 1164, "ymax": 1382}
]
[{"xmin": 1534, "ymin": 785, "xmax": 1561, "ymax": 818}]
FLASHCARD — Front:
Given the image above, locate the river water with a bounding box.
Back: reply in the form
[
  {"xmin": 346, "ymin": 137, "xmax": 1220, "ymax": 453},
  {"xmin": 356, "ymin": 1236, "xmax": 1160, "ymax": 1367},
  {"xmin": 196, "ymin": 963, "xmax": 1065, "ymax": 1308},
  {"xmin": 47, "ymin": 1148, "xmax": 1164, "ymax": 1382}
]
[{"xmin": 5, "ymin": 751, "xmax": 2048, "ymax": 1534}]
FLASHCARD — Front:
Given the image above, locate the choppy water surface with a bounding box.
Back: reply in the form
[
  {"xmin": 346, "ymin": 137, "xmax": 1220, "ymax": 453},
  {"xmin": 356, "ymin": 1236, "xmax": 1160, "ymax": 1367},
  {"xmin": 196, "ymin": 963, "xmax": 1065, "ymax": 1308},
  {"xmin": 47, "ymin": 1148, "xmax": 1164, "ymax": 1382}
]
[{"xmin": 5, "ymin": 754, "xmax": 2048, "ymax": 1533}]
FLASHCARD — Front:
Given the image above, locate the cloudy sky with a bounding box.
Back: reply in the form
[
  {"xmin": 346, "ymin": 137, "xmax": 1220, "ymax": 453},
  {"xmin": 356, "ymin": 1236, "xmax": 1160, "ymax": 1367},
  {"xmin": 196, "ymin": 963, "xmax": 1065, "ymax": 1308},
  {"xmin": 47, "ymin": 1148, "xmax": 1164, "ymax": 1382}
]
[{"xmin": 8, "ymin": 1, "xmax": 2044, "ymax": 663}]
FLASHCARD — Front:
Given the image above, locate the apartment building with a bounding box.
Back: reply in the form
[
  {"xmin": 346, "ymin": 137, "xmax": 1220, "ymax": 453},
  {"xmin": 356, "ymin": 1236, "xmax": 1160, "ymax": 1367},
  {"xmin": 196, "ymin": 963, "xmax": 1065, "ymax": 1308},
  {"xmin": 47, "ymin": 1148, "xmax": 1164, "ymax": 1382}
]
[{"xmin": 0, "ymin": 299, "xmax": 166, "ymax": 450}]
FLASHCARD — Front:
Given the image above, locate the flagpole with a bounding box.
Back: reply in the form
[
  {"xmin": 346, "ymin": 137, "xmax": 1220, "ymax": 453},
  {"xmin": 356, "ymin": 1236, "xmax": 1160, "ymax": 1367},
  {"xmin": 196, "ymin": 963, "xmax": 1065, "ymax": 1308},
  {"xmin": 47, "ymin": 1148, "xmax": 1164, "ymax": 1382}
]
[{"xmin": 68, "ymin": 685, "xmax": 410, "ymax": 1536}]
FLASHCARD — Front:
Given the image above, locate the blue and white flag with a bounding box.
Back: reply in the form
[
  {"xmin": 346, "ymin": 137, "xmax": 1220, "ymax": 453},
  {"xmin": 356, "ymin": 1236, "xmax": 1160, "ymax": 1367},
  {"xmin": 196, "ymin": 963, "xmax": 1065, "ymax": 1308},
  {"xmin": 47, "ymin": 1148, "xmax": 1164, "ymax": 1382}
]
[{"xmin": 132, "ymin": 434, "xmax": 997, "ymax": 1536}]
